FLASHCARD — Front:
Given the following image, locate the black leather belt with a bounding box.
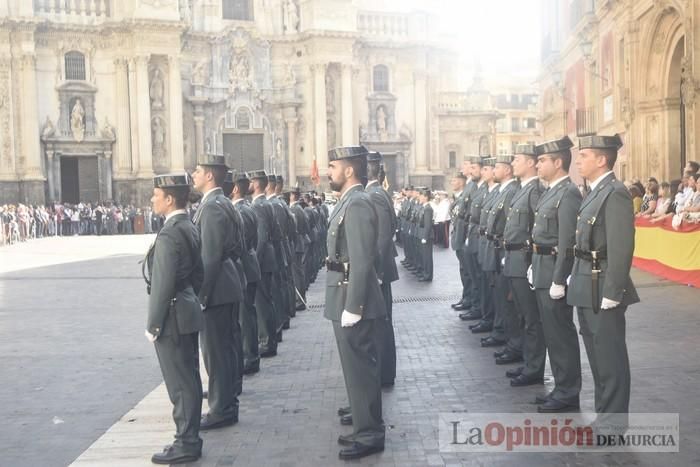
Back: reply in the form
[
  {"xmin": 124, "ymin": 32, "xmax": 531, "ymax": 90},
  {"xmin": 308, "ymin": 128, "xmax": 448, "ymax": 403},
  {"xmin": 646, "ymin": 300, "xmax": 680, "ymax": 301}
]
[
  {"xmin": 325, "ymin": 259, "xmax": 347, "ymax": 273},
  {"xmin": 573, "ymin": 247, "xmax": 607, "ymax": 262},
  {"xmin": 504, "ymin": 242, "xmax": 530, "ymax": 252},
  {"xmin": 486, "ymin": 233, "xmax": 496, "ymax": 241},
  {"xmin": 479, "ymin": 228, "xmax": 486, "ymax": 236},
  {"xmin": 469, "ymin": 220, "xmax": 480, "ymax": 225},
  {"xmin": 531, "ymin": 244, "xmax": 575, "ymax": 258}
]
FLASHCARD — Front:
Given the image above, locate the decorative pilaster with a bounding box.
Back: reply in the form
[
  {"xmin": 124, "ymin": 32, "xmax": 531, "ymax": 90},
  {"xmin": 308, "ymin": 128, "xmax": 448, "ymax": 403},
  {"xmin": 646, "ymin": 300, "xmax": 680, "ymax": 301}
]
[
  {"xmin": 341, "ymin": 64, "xmax": 353, "ymax": 145},
  {"xmin": 313, "ymin": 63, "xmax": 328, "ymax": 172},
  {"xmin": 287, "ymin": 118, "xmax": 297, "ymax": 183},
  {"xmin": 21, "ymin": 54, "xmax": 43, "ymax": 180},
  {"xmin": 135, "ymin": 55, "xmax": 153, "ymax": 177},
  {"xmin": 168, "ymin": 55, "xmax": 185, "ymax": 171},
  {"xmin": 127, "ymin": 58, "xmax": 140, "ymax": 175},
  {"xmin": 113, "ymin": 58, "xmax": 132, "ymax": 176},
  {"xmin": 413, "ymin": 71, "xmax": 428, "ymax": 171}
]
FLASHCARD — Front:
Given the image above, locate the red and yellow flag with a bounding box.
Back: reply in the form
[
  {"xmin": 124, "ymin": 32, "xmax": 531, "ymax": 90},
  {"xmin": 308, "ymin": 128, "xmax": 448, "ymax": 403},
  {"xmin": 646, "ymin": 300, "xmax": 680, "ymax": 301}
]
[{"xmin": 310, "ymin": 158, "xmax": 320, "ymax": 186}]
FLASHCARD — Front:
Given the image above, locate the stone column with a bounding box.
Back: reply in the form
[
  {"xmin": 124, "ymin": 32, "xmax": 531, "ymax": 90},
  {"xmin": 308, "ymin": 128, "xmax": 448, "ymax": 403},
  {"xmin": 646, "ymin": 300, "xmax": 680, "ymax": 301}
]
[
  {"xmin": 341, "ymin": 64, "xmax": 353, "ymax": 145},
  {"xmin": 113, "ymin": 57, "xmax": 131, "ymax": 176},
  {"xmin": 286, "ymin": 118, "xmax": 297, "ymax": 183},
  {"xmin": 414, "ymin": 71, "xmax": 428, "ymax": 171},
  {"xmin": 167, "ymin": 55, "xmax": 185, "ymax": 171},
  {"xmin": 21, "ymin": 54, "xmax": 43, "ymax": 180},
  {"xmin": 135, "ymin": 55, "xmax": 153, "ymax": 177},
  {"xmin": 313, "ymin": 63, "xmax": 328, "ymax": 171},
  {"xmin": 127, "ymin": 58, "xmax": 140, "ymax": 175},
  {"xmin": 303, "ymin": 65, "xmax": 315, "ymax": 172},
  {"xmin": 193, "ymin": 105, "xmax": 205, "ymax": 159}
]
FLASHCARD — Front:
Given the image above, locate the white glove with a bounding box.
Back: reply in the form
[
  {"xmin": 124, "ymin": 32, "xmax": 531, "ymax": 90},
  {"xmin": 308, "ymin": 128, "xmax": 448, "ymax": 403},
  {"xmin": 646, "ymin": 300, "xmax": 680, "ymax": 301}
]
[
  {"xmin": 465, "ymin": 237, "xmax": 469, "ymax": 247},
  {"xmin": 144, "ymin": 329, "xmax": 157, "ymax": 343},
  {"xmin": 200, "ymin": 304, "xmax": 206, "ymax": 311},
  {"xmin": 549, "ymin": 283, "xmax": 566, "ymax": 300},
  {"xmin": 566, "ymin": 275, "xmax": 571, "ymax": 286},
  {"xmin": 600, "ymin": 297, "xmax": 620, "ymax": 310},
  {"xmin": 501, "ymin": 257, "xmax": 506, "ymax": 266},
  {"xmin": 421, "ymin": 239, "xmax": 427, "ymax": 244},
  {"xmin": 341, "ymin": 310, "xmax": 362, "ymax": 327},
  {"xmin": 526, "ymin": 265, "xmax": 533, "ymax": 287}
]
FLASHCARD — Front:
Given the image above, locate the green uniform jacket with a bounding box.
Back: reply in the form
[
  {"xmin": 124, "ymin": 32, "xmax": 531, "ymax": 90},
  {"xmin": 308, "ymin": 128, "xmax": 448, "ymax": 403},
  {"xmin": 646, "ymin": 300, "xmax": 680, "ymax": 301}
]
[
  {"xmin": 194, "ymin": 188, "xmax": 244, "ymax": 307},
  {"xmin": 484, "ymin": 180, "xmax": 520, "ymax": 271},
  {"xmin": 531, "ymin": 177, "xmax": 581, "ymax": 289},
  {"xmin": 324, "ymin": 185, "xmax": 386, "ymax": 321},
  {"xmin": 478, "ymin": 184, "xmax": 501, "ymax": 268},
  {"xmin": 146, "ymin": 212, "xmax": 204, "ymax": 337},
  {"xmin": 366, "ymin": 181, "xmax": 399, "ymax": 284},
  {"xmin": 503, "ymin": 179, "xmax": 543, "ymax": 278},
  {"xmin": 466, "ymin": 182, "xmax": 488, "ymax": 255},
  {"xmin": 419, "ymin": 203, "xmax": 434, "ymax": 241},
  {"xmin": 567, "ymin": 173, "xmax": 640, "ymax": 308},
  {"xmin": 450, "ymin": 180, "xmax": 477, "ymax": 251},
  {"xmin": 233, "ymin": 199, "xmax": 262, "ymax": 284},
  {"xmin": 251, "ymin": 194, "xmax": 279, "ymax": 273}
]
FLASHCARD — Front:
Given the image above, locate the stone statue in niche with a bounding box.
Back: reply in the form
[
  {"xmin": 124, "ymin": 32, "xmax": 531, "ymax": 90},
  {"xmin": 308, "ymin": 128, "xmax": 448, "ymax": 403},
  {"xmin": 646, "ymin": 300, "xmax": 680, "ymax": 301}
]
[
  {"xmin": 150, "ymin": 69, "xmax": 165, "ymax": 110},
  {"xmin": 152, "ymin": 117, "xmax": 166, "ymax": 163},
  {"xmin": 283, "ymin": 63, "xmax": 296, "ymax": 88},
  {"xmin": 229, "ymin": 54, "xmax": 252, "ymax": 93},
  {"xmin": 101, "ymin": 117, "xmax": 115, "ymax": 140},
  {"xmin": 276, "ymin": 138, "xmax": 282, "ymax": 158},
  {"xmin": 283, "ymin": 0, "xmax": 299, "ymax": 34},
  {"xmin": 359, "ymin": 122, "xmax": 367, "ymax": 142},
  {"xmin": 326, "ymin": 73, "xmax": 335, "ymax": 113},
  {"xmin": 327, "ymin": 119, "xmax": 337, "ymax": 149},
  {"xmin": 191, "ymin": 59, "xmax": 209, "ymax": 86},
  {"xmin": 205, "ymin": 137, "xmax": 212, "ymax": 153},
  {"xmin": 376, "ymin": 106, "xmax": 388, "ymax": 141},
  {"xmin": 41, "ymin": 116, "xmax": 56, "ymax": 139},
  {"xmin": 70, "ymin": 99, "xmax": 85, "ymax": 143}
]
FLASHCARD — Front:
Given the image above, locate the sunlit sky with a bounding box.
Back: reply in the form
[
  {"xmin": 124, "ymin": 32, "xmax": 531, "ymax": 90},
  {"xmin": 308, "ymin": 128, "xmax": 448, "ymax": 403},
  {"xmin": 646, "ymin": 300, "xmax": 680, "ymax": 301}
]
[{"xmin": 357, "ymin": 0, "xmax": 542, "ymax": 89}]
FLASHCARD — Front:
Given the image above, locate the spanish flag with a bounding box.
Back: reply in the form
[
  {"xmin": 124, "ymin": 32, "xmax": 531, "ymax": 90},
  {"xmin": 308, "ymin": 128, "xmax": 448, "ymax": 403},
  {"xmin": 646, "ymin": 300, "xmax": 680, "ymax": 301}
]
[{"xmin": 310, "ymin": 158, "xmax": 320, "ymax": 186}]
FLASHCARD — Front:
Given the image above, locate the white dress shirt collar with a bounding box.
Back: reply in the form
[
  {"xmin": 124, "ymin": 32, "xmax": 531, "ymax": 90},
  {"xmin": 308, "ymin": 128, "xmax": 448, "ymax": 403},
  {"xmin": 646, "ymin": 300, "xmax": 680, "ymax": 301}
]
[
  {"xmin": 499, "ymin": 178, "xmax": 517, "ymax": 192},
  {"xmin": 519, "ymin": 176, "xmax": 538, "ymax": 188},
  {"xmin": 341, "ymin": 183, "xmax": 363, "ymax": 201},
  {"xmin": 165, "ymin": 209, "xmax": 187, "ymax": 223},
  {"xmin": 200, "ymin": 187, "xmax": 218, "ymax": 204},
  {"xmin": 548, "ymin": 175, "xmax": 570, "ymax": 190},
  {"xmin": 589, "ymin": 171, "xmax": 614, "ymax": 191}
]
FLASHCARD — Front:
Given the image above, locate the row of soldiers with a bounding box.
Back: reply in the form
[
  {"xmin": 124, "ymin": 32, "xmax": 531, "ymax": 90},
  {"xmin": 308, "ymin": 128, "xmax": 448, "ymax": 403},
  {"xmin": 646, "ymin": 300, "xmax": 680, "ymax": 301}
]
[
  {"xmin": 142, "ymin": 154, "xmax": 329, "ymax": 464},
  {"xmin": 396, "ymin": 187, "xmax": 434, "ymax": 282},
  {"xmin": 448, "ymin": 135, "xmax": 637, "ymax": 432}
]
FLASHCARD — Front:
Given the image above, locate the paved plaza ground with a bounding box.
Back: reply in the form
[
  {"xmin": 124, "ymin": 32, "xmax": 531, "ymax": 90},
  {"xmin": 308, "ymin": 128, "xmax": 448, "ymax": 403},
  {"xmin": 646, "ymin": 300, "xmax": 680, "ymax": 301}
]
[{"xmin": 1, "ymin": 236, "xmax": 698, "ymax": 467}]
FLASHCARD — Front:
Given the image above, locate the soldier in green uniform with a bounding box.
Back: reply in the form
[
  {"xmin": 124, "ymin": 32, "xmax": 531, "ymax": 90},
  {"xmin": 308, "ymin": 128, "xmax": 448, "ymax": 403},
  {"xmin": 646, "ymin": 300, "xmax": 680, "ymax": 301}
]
[
  {"xmin": 275, "ymin": 175, "xmax": 298, "ymax": 319},
  {"xmin": 531, "ymin": 136, "xmax": 582, "ymax": 412},
  {"xmin": 191, "ymin": 154, "xmax": 244, "ymax": 430},
  {"xmin": 366, "ymin": 151, "xmax": 399, "ymax": 386},
  {"xmin": 290, "ymin": 187, "xmax": 310, "ymax": 310},
  {"xmin": 266, "ymin": 175, "xmax": 290, "ymax": 338},
  {"xmin": 326, "ymin": 146, "xmax": 386, "ymax": 460},
  {"xmin": 568, "ymin": 134, "xmax": 639, "ymax": 430},
  {"xmin": 449, "ymin": 170, "xmax": 475, "ymax": 310},
  {"xmin": 500, "ymin": 145, "xmax": 545, "ymax": 385},
  {"xmin": 247, "ymin": 170, "xmax": 280, "ymax": 358},
  {"xmin": 144, "ymin": 173, "xmax": 204, "ymax": 464},
  {"xmin": 470, "ymin": 158, "xmax": 501, "ymax": 334},
  {"xmin": 459, "ymin": 157, "xmax": 488, "ymax": 320},
  {"xmin": 229, "ymin": 171, "xmax": 263, "ymax": 375},
  {"xmin": 417, "ymin": 188, "xmax": 434, "ymax": 281}
]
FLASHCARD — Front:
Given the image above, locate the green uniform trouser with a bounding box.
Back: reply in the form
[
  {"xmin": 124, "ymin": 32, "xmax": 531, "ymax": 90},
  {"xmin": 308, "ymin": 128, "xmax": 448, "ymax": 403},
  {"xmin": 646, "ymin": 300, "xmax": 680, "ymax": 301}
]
[
  {"xmin": 577, "ymin": 306, "xmax": 630, "ymax": 416},
  {"xmin": 535, "ymin": 289, "xmax": 581, "ymax": 404},
  {"xmin": 201, "ymin": 304, "xmax": 240, "ymax": 419},
  {"xmin": 420, "ymin": 240, "xmax": 433, "ymax": 279},
  {"xmin": 154, "ymin": 333, "xmax": 203, "ymax": 453},
  {"xmin": 256, "ymin": 272, "xmax": 277, "ymax": 353},
  {"xmin": 379, "ymin": 282, "xmax": 396, "ymax": 385},
  {"xmin": 510, "ymin": 278, "xmax": 544, "ymax": 378},
  {"xmin": 240, "ymin": 282, "xmax": 259, "ymax": 369},
  {"xmin": 333, "ymin": 320, "xmax": 385, "ymax": 448}
]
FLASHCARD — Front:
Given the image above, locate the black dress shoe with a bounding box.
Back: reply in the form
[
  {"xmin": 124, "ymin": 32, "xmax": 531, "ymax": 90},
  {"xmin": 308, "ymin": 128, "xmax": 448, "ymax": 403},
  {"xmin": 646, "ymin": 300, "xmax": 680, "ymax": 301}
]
[
  {"xmin": 453, "ymin": 303, "xmax": 470, "ymax": 311},
  {"xmin": 282, "ymin": 321, "xmax": 290, "ymax": 330},
  {"xmin": 295, "ymin": 303, "xmax": 307, "ymax": 311},
  {"xmin": 493, "ymin": 348, "xmax": 507, "ymax": 358},
  {"xmin": 243, "ymin": 364, "xmax": 260, "ymax": 375},
  {"xmin": 276, "ymin": 331, "xmax": 283, "ymax": 342},
  {"xmin": 418, "ymin": 277, "xmax": 432, "ymax": 282},
  {"xmin": 505, "ymin": 366, "xmax": 524, "ymax": 378},
  {"xmin": 481, "ymin": 337, "xmax": 507, "ymax": 348},
  {"xmin": 338, "ymin": 442, "xmax": 384, "ymax": 460},
  {"xmin": 470, "ymin": 323, "xmax": 492, "ymax": 333},
  {"xmin": 534, "ymin": 392, "xmax": 553, "ymax": 404},
  {"xmin": 459, "ymin": 311, "xmax": 481, "ymax": 321},
  {"xmin": 338, "ymin": 434, "xmax": 355, "ymax": 446},
  {"xmin": 381, "ymin": 380, "xmax": 395, "ymax": 388},
  {"xmin": 151, "ymin": 445, "xmax": 201, "ymax": 465},
  {"xmin": 451, "ymin": 299, "xmax": 465, "ymax": 309},
  {"xmin": 260, "ymin": 349, "xmax": 277, "ymax": 358},
  {"xmin": 337, "ymin": 406, "xmax": 351, "ymax": 416},
  {"xmin": 340, "ymin": 414, "xmax": 353, "ymax": 426},
  {"xmin": 538, "ymin": 398, "xmax": 580, "ymax": 413},
  {"xmin": 200, "ymin": 413, "xmax": 238, "ymax": 431},
  {"xmin": 495, "ymin": 352, "xmax": 524, "ymax": 365},
  {"xmin": 468, "ymin": 322, "xmax": 482, "ymax": 330},
  {"xmin": 510, "ymin": 374, "xmax": 544, "ymax": 387}
]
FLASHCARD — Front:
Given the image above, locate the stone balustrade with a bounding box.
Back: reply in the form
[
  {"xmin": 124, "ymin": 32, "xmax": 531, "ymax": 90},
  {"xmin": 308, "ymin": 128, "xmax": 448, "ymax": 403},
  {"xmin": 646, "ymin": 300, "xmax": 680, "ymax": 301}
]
[
  {"xmin": 34, "ymin": 0, "xmax": 111, "ymax": 24},
  {"xmin": 357, "ymin": 11, "xmax": 409, "ymax": 39},
  {"xmin": 438, "ymin": 92, "xmax": 470, "ymax": 112}
]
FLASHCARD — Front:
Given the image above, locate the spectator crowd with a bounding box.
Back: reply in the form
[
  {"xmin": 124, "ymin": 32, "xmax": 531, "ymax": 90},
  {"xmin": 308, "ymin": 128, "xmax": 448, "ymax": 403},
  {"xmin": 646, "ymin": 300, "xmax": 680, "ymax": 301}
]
[{"xmin": 0, "ymin": 202, "xmax": 165, "ymax": 247}]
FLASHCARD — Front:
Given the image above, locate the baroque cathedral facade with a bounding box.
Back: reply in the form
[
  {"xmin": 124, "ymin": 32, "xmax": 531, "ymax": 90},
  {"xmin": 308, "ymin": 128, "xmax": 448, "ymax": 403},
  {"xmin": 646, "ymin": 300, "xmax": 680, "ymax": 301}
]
[{"xmin": 0, "ymin": 0, "xmax": 500, "ymax": 205}]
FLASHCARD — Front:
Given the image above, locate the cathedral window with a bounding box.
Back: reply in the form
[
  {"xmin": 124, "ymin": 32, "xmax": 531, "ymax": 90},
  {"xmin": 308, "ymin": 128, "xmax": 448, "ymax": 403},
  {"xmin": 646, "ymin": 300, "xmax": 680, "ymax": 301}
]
[
  {"xmin": 373, "ymin": 65, "xmax": 389, "ymax": 92},
  {"xmin": 223, "ymin": 0, "xmax": 253, "ymax": 21},
  {"xmin": 65, "ymin": 51, "xmax": 86, "ymax": 81}
]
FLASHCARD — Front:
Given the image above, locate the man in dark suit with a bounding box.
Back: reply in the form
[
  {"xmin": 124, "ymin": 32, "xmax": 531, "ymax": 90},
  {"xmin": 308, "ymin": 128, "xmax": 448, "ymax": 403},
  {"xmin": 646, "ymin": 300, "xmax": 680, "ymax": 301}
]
[
  {"xmin": 365, "ymin": 151, "xmax": 398, "ymax": 386},
  {"xmin": 144, "ymin": 173, "xmax": 204, "ymax": 464},
  {"xmin": 228, "ymin": 171, "xmax": 262, "ymax": 375},
  {"xmin": 191, "ymin": 154, "xmax": 244, "ymax": 430},
  {"xmin": 326, "ymin": 146, "xmax": 386, "ymax": 460},
  {"xmin": 500, "ymin": 145, "xmax": 545, "ymax": 386},
  {"xmin": 247, "ymin": 170, "xmax": 279, "ymax": 358},
  {"xmin": 568, "ymin": 134, "xmax": 639, "ymax": 431},
  {"xmin": 531, "ymin": 136, "xmax": 582, "ymax": 412}
]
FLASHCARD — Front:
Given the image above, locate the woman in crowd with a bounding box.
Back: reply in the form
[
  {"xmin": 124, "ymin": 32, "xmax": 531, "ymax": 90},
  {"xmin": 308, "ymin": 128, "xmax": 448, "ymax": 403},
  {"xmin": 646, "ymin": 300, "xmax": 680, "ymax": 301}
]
[
  {"xmin": 637, "ymin": 181, "xmax": 659, "ymax": 217},
  {"xmin": 629, "ymin": 185, "xmax": 643, "ymax": 214}
]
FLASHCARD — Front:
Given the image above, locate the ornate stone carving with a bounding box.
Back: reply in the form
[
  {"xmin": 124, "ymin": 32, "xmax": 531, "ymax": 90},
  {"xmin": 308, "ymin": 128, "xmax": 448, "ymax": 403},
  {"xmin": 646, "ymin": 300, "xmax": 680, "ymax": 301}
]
[
  {"xmin": 283, "ymin": 0, "xmax": 300, "ymax": 34},
  {"xmin": 150, "ymin": 68, "xmax": 165, "ymax": 110},
  {"xmin": 327, "ymin": 119, "xmax": 337, "ymax": 148},
  {"xmin": 41, "ymin": 116, "xmax": 56, "ymax": 139},
  {"xmin": 376, "ymin": 105, "xmax": 388, "ymax": 141},
  {"xmin": 0, "ymin": 59, "xmax": 11, "ymax": 169},
  {"xmin": 142, "ymin": 0, "xmax": 176, "ymax": 7},
  {"xmin": 326, "ymin": 72, "xmax": 335, "ymax": 113},
  {"xmin": 229, "ymin": 54, "xmax": 252, "ymax": 93},
  {"xmin": 191, "ymin": 59, "xmax": 209, "ymax": 86},
  {"xmin": 283, "ymin": 63, "xmax": 296, "ymax": 88},
  {"xmin": 101, "ymin": 118, "xmax": 116, "ymax": 141},
  {"xmin": 681, "ymin": 55, "xmax": 697, "ymax": 106},
  {"xmin": 70, "ymin": 99, "xmax": 86, "ymax": 142}
]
